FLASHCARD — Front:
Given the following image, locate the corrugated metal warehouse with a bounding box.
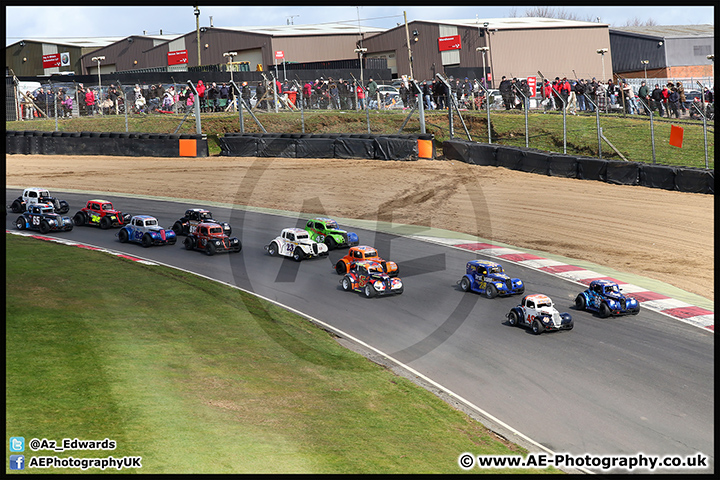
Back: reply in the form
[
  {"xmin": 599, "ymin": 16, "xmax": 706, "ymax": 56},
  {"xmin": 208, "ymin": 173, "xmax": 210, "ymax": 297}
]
[{"xmin": 363, "ymin": 17, "xmax": 613, "ymax": 86}]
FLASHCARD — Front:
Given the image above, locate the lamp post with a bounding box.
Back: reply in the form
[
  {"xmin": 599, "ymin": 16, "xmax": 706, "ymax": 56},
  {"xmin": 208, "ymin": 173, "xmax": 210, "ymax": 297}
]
[
  {"xmin": 91, "ymin": 56, "xmax": 105, "ymax": 115},
  {"xmin": 223, "ymin": 51, "xmax": 237, "ymax": 84},
  {"xmin": 476, "ymin": 46, "xmax": 488, "ymax": 88},
  {"xmin": 354, "ymin": 47, "xmax": 367, "ymax": 90},
  {"xmin": 597, "ymin": 48, "xmax": 608, "ymax": 81},
  {"xmin": 641, "ymin": 60, "xmax": 649, "ymax": 80},
  {"xmin": 194, "ymin": 5, "xmax": 201, "ymax": 66}
]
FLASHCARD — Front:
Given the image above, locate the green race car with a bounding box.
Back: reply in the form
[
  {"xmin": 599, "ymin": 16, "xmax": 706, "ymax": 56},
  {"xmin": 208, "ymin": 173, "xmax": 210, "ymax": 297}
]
[{"xmin": 304, "ymin": 217, "xmax": 359, "ymax": 250}]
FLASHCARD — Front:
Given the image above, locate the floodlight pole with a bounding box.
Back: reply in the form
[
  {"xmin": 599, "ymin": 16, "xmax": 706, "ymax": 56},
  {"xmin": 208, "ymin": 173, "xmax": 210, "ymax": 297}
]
[{"xmin": 92, "ymin": 56, "xmax": 105, "ymax": 115}]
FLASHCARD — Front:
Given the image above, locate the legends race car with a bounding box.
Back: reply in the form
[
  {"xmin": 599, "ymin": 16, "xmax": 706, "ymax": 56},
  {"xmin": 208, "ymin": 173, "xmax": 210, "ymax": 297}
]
[
  {"xmin": 458, "ymin": 260, "xmax": 524, "ymax": 298},
  {"xmin": 15, "ymin": 203, "xmax": 74, "ymax": 233},
  {"xmin": 335, "ymin": 245, "xmax": 398, "ymax": 276},
  {"xmin": 9, "ymin": 187, "xmax": 70, "ymax": 214},
  {"xmin": 506, "ymin": 294, "xmax": 573, "ymax": 334},
  {"xmin": 304, "ymin": 217, "xmax": 359, "ymax": 250},
  {"xmin": 340, "ymin": 260, "xmax": 404, "ymax": 298},
  {"xmin": 183, "ymin": 222, "xmax": 242, "ymax": 256},
  {"xmin": 73, "ymin": 199, "xmax": 131, "ymax": 229},
  {"xmin": 117, "ymin": 215, "xmax": 176, "ymax": 247},
  {"xmin": 575, "ymin": 280, "xmax": 640, "ymax": 317},
  {"xmin": 265, "ymin": 227, "xmax": 329, "ymax": 261},
  {"xmin": 172, "ymin": 208, "xmax": 232, "ymax": 236}
]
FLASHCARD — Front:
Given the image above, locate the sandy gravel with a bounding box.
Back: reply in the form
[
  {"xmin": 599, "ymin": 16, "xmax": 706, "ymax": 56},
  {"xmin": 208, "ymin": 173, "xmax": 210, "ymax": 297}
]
[{"xmin": 6, "ymin": 154, "xmax": 714, "ymax": 302}]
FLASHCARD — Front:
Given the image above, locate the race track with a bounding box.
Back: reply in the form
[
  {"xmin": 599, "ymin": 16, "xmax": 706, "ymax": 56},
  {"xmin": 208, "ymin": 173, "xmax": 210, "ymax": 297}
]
[{"xmin": 6, "ymin": 189, "xmax": 714, "ymax": 474}]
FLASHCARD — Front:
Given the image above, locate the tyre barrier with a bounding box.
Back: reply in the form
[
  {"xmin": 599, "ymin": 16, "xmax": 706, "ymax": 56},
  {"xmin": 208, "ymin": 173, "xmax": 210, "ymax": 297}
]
[
  {"xmin": 6, "ymin": 131, "xmax": 209, "ymax": 158},
  {"xmin": 442, "ymin": 139, "xmax": 713, "ymax": 194},
  {"xmin": 219, "ymin": 133, "xmax": 435, "ymax": 161}
]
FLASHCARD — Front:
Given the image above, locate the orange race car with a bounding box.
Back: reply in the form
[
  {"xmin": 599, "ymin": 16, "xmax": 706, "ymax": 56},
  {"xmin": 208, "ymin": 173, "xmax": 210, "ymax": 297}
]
[{"xmin": 334, "ymin": 245, "xmax": 399, "ymax": 277}]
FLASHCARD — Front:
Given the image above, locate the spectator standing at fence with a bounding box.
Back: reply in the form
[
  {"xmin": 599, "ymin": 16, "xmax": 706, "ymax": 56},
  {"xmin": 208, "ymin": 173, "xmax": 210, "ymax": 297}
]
[
  {"xmin": 621, "ymin": 81, "xmax": 636, "ymax": 114},
  {"xmin": 303, "ymin": 81, "xmax": 312, "ymax": 109},
  {"xmin": 238, "ymin": 82, "xmax": 249, "ymax": 109},
  {"xmin": 61, "ymin": 94, "xmax": 73, "ymax": 117},
  {"xmin": 182, "ymin": 87, "xmax": 193, "ymax": 112},
  {"xmin": 661, "ymin": 84, "xmax": 671, "ymax": 117},
  {"xmin": 587, "ymin": 78, "xmax": 597, "ymax": 112},
  {"xmin": 75, "ymin": 84, "xmax": 86, "ymax": 116},
  {"xmin": 163, "ymin": 87, "xmax": 175, "ymax": 111},
  {"xmin": 196, "ymin": 80, "xmax": 206, "ymax": 112},
  {"xmin": 499, "ymin": 76, "xmax": 512, "ymax": 110},
  {"xmin": 675, "ymin": 82, "xmax": 687, "ymax": 116},
  {"xmin": 574, "ymin": 79, "xmax": 586, "ymax": 111},
  {"xmin": 667, "ymin": 86, "xmax": 680, "ymax": 118},
  {"xmin": 328, "ymin": 79, "xmax": 340, "ymax": 109},
  {"xmin": 637, "ymin": 80, "xmax": 650, "ymax": 115},
  {"xmin": 356, "ymin": 81, "xmax": 365, "ymax": 109},
  {"xmin": 219, "ymin": 82, "xmax": 230, "ymax": 110},
  {"xmin": 595, "ymin": 81, "xmax": 606, "ymax": 112},
  {"xmin": 366, "ymin": 77, "xmax": 378, "ymax": 109},
  {"xmin": 255, "ymin": 81, "xmax": 266, "ymax": 110},
  {"xmin": 650, "ymin": 84, "xmax": 664, "ymax": 117},
  {"xmin": 107, "ymin": 84, "xmax": 119, "ymax": 115},
  {"xmin": 206, "ymin": 82, "xmax": 218, "ymax": 111},
  {"xmin": 85, "ymin": 87, "xmax": 96, "ymax": 115},
  {"xmin": 421, "ymin": 80, "xmax": 432, "ymax": 110},
  {"xmin": 519, "ymin": 78, "xmax": 531, "ymax": 111}
]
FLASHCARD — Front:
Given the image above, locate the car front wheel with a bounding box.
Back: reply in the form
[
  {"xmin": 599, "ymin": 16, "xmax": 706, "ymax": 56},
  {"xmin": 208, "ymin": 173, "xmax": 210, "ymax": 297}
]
[
  {"xmin": 508, "ymin": 310, "xmax": 518, "ymax": 327},
  {"xmin": 364, "ymin": 284, "xmax": 375, "ymax": 298},
  {"xmin": 575, "ymin": 294, "xmax": 586, "ymax": 310},
  {"xmin": 142, "ymin": 233, "xmax": 153, "ymax": 248},
  {"xmin": 532, "ymin": 320, "xmax": 542, "ymax": 335},
  {"xmin": 73, "ymin": 212, "xmax": 86, "ymax": 226},
  {"xmin": 485, "ymin": 284, "xmax": 498, "ymax": 299},
  {"xmin": 39, "ymin": 220, "xmax": 51, "ymax": 234},
  {"xmin": 599, "ymin": 303, "xmax": 611, "ymax": 318}
]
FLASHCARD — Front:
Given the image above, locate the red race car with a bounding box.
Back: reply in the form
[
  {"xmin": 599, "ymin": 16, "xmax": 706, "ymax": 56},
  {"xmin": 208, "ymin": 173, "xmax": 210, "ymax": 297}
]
[
  {"xmin": 183, "ymin": 222, "xmax": 242, "ymax": 256},
  {"xmin": 73, "ymin": 199, "xmax": 131, "ymax": 229}
]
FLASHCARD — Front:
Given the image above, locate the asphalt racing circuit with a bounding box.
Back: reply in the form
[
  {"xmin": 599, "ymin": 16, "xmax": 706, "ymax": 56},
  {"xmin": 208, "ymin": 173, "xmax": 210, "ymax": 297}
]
[{"xmin": 6, "ymin": 188, "xmax": 714, "ymax": 474}]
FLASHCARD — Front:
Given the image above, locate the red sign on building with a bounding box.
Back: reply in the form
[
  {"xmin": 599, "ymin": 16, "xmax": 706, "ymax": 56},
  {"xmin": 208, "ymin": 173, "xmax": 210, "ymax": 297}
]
[
  {"xmin": 167, "ymin": 50, "xmax": 189, "ymax": 66},
  {"xmin": 526, "ymin": 76, "xmax": 537, "ymax": 97},
  {"xmin": 42, "ymin": 53, "xmax": 61, "ymax": 69},
  {"xmin": 438, "ymin": 35, "xmax": 462, "ymax": 52},
  {"xmin": 275, "ymin": 50, "xmax": 284, "ymax": 60}
]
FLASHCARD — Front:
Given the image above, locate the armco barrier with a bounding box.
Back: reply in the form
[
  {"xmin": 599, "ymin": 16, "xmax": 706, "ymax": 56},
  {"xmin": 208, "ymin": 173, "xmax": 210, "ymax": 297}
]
[
  {"xmin": 442, "ymin": 139, "xmax": 712, "ymax": 194},
  {"xmin": 6, "ymin": 131, "xmax": 209, "ymax": 158},
  {"xmin": 219, "ymin": 133, "xmax": 433, "ymax": 161}
]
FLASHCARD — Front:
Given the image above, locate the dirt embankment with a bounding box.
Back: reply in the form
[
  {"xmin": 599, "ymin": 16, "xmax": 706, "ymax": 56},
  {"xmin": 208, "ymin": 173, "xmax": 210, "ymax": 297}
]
[{"xmin": 6, "ymin": 155, "xmax": 714, "ymax": 302}]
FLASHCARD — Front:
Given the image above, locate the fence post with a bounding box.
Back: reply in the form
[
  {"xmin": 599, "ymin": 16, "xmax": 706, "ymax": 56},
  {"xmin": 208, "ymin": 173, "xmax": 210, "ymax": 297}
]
[
  {"xmin": 186, "ymin": 80, "xmax": 202, "ymax": 134},
  {"xmin": 636, "ymin": 97, "xmax": 655, "ymax": 164},
  {"xmin": 513, "ymin": 84, "xmax": 529, "ymax": 147}
]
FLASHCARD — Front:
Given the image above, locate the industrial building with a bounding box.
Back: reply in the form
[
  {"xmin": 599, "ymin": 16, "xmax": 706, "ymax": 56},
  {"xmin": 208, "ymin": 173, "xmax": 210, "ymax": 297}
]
[
  {"xmin": 7, "ymin": 17, "xmax": 713, "ymax": 89},
  {"xmin": 608, "ymin": 24, "xmax": 714, "ymax": 79}
]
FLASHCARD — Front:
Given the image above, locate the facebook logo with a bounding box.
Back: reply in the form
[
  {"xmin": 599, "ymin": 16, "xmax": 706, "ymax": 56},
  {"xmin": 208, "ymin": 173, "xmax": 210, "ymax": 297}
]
[
  {"xmin": 10, "ymin": 455, "xmax": 25, "ymax": 470},
  {"xmin": 9, "ymin": 437, "xmax": 25, "ymax": 452}
]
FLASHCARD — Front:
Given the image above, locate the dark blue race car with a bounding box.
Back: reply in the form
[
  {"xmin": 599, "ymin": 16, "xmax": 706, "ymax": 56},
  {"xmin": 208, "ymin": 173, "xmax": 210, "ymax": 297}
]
[
  {"xmin": 458, "ymin": 260, "xmax": 524, "ymax": 298},
  {"xmin": 575, "ymin": 279, "xmax": 640, "ymax": 317}
]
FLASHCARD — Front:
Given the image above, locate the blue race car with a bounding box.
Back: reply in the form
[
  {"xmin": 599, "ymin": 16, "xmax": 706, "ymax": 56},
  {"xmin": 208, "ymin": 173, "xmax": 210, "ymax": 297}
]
[
  {"xmin": 15, "ymin": 203, "xmax": 73, "ymax": 233},
  {"xmin": 118, "ymin": 215, "xmax": 176, "ymax": 247},
  {"xmin": 458, "ymin": 260, "xmax": 524, "ymax": 298},
  {"xmin": 575, "ymin": 279, "xmax": 640, "ymax": 317}
]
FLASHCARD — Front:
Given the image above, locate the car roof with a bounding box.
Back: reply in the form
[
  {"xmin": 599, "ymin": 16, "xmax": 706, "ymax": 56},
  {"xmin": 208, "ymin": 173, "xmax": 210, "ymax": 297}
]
[
  {"xmin": 468, "ymin": 260, "xmax": 500, "ymax": 268},
  {"xmin": 312, "ymin": 217, "xmax": 336, "ymax": 223},
  {"xmin": 133, "ymin": 215, "xmax": 157, "ymax": 220},
  {"xmin": 352, "ymin": 245, "xmax": 376, "ymax": 252},
  {"xmin": 88, "ymin": 199, "xmax": 111, "ymax": 203},
  {"xmin": 283, "ymin": 227, "xmax": 306, "ymax": 234},
  {"xmin": 25, "ymin": 187, "xmax": 49, "ymax": 192},
  {"xmin": 188, "ymin": 208, "xmax": 210, "ymax": 212},
  {"xmin": 526, "ymin": 294, "xmax": 552, "ymax": 303},
  {"xmin": 198, "ymin": 222, "xmax": 223, "ymax": 228},
  {"xmin": 590, "ymin": 279, "xmax": 617, "ymax": 287}
]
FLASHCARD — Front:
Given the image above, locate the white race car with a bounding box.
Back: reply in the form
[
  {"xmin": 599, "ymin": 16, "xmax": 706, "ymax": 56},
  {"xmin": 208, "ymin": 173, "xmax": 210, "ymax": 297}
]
[
  {"xmin": 265, "ymin": 227, "xmax": 329, "ymax": 261},
  {"xmin": 506, "ymin": 294, "xmax": 573, "ymax": 334}
]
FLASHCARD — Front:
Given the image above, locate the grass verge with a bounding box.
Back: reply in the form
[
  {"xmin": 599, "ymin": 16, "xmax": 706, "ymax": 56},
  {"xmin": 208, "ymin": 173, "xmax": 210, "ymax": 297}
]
[{"xmin": 6, "ymin": 234, "xmax": 557, "ymax": 474}]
